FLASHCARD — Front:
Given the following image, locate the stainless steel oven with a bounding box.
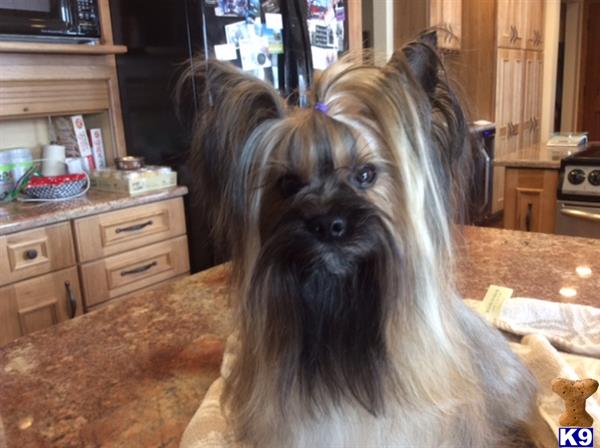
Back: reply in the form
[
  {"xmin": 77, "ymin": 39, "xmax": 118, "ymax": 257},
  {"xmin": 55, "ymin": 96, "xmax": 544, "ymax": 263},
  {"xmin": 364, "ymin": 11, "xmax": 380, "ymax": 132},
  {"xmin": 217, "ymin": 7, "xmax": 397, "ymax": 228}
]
[
  {"xmin": 555, "ymin": 144, "xmax": 600, "ymax": 238},
  {"xmin": 555, "ymin": 200, "xmax": 600, "ymax": 238}
]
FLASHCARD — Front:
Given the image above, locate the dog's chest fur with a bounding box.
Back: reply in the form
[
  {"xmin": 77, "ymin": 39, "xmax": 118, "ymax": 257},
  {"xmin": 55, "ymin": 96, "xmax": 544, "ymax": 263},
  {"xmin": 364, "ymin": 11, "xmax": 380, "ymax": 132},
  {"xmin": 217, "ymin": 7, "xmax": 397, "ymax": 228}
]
[{"xmin": 224, "ymin": 304, "xmax": 535, "ymax": 448}]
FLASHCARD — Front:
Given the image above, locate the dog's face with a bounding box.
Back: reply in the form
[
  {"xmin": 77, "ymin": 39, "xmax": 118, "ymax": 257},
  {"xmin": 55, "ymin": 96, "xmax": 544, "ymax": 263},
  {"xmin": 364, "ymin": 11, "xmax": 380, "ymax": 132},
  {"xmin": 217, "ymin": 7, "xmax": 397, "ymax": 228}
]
[{"xmin": 252, "ymin": 110, "xmax": 400, "ymax": 276}]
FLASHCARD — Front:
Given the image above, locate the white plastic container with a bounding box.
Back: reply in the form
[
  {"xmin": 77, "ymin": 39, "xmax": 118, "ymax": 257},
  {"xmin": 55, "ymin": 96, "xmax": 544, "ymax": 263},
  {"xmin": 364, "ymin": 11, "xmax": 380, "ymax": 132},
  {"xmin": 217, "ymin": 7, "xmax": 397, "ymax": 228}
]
[
  {"xmin": 0, "ymin": 150, "xmax": 14, "ymax": 200},
  {"xmin": 8, "ymin": 148, "xmax": 33, "ymax": 184}
]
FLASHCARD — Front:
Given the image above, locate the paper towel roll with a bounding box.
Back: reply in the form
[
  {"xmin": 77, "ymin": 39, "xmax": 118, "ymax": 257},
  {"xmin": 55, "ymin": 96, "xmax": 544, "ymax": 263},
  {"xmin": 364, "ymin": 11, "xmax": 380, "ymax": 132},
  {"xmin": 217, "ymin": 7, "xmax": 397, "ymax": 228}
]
[{"xmin": 42, "ymin": 144, "xmax": 66, "ymax": 176}]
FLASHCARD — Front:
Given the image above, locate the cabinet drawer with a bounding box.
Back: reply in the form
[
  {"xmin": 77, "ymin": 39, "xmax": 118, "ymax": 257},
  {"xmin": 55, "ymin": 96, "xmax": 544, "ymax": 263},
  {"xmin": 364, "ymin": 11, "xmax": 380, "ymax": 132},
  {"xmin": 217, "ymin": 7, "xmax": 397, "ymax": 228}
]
[
  {"xmin": 80, "ymin": 236, "xmax": 190, "ymax": 307},
  {"xmin": 0, "ymin": 267, "xmax": 83, "ymax": 347},
  {"xmin": 86, "ymin": 274, "xmax": 188, "ymax": 312},
  {"xmin": 73, "ymin": 198, "xmax": 186, "ymax": 262},
  {"xmin": 0, "ymin": 222, "xmax": 76, "ymax": 287}
]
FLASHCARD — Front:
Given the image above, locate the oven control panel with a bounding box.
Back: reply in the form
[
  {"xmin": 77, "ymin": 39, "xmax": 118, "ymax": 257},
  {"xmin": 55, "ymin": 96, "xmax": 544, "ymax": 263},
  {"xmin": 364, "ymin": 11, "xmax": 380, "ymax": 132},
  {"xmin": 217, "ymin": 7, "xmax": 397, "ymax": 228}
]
[{"xmin": 561, "ymin": 165, "xmax": 600, "ymax": 196}]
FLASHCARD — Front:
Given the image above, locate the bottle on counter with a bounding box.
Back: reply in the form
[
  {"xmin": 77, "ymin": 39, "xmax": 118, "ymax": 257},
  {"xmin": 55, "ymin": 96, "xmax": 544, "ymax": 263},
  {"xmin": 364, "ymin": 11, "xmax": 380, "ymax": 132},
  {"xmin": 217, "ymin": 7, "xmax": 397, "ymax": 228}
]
[{"xmin": 0, "ymin": 150, "xmax": 15, "ymax": 201}]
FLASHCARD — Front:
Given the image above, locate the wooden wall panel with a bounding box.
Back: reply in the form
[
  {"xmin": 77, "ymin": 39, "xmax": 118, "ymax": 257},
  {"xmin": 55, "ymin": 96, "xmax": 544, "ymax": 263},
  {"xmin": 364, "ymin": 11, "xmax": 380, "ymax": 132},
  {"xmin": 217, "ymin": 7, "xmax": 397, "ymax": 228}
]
[
  {"xmin": 348, "ymin": 0, "xmax": 364, "ymax": 51},
  {"xmin": 451, "ymin": 0, "xmax": 497, "ymax": 121}
]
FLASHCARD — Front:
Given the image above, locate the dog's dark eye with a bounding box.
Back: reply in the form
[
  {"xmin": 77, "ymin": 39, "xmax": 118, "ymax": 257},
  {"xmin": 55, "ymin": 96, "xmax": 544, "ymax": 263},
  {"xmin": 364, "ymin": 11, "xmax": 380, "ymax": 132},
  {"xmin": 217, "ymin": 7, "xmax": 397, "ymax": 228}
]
[
  {"xmin": 353, "ymin": 164, "xmax": 377, "ymax": 188},
  {"xmin": 278, "ymin": 174, "xmax": 305, "ymax": 198}
]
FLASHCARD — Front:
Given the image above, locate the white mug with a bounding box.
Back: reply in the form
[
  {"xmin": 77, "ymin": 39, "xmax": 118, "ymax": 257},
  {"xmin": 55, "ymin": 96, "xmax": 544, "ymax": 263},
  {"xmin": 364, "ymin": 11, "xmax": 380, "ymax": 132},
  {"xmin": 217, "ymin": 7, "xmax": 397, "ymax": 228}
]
[{"xmin": 42, "ymin": 144, "xmax": 66, "ymax": 176}]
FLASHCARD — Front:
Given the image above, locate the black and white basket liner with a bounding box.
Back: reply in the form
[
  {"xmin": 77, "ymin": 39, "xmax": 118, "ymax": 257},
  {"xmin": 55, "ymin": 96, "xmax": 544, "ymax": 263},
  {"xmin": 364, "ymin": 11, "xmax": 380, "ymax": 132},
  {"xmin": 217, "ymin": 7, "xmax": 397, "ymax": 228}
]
[
  {"xmin": 18, "ymin": 159, "xmax": 90, "ymax": 202},
  {"xmin": 25, "ymin": 177, "xmax": 88, "ymax": 200}
]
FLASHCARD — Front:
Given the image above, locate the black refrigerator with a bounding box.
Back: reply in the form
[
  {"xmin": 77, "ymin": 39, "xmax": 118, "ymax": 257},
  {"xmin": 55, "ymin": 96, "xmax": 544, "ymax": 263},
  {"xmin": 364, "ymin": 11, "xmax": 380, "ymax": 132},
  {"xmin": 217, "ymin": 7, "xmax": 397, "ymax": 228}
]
[{"xmin": 110, "ymin": 0, "xmax": 348, "ymax": 272}]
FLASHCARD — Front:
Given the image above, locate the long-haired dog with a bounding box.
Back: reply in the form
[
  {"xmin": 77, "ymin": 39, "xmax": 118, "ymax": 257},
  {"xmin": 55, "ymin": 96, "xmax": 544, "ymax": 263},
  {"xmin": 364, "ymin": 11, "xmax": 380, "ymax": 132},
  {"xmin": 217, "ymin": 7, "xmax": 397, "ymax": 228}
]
[{"xmin": 180, "ymin": 42, "xmax": 538, "ymax": 447}]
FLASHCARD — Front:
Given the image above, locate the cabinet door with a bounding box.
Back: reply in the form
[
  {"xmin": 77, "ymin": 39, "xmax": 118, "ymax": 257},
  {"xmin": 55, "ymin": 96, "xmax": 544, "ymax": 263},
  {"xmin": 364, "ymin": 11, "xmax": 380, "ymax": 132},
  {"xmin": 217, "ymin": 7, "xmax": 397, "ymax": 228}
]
[
  {"xmin": 521, "ymin": 50, "xmax": 544, "ymax": 148},
  {"xmin": 531, "ymin": 51, "xmax": 543, "ymax": 145},
  {"xmin": 497, "ymin": 0, "xmax": 525, "ymax": 48},
  {"xmin": 525, "ymin": 0, "xmax": 544, "ymax": 50},
  {"xmin": 493, "ymin": 49, "xmax": 525, "ymax": 212},
  {"xmin": 495, "ymin": 49, "xmax": 525, "ymax": 156},
  {"xmin": 0, "ymin": 267, "xmax": 83, "ymax": 347},
  {"xmin": 430, "ymin": 0, "xmax": 461, "ymax": 50},
  {"xmin": 0, "ymin": 222, "xmax": 76, "ymax": 287},
  {"xmin": 503, "ymin": 168, "xmax": 559, "ymax": 233}
]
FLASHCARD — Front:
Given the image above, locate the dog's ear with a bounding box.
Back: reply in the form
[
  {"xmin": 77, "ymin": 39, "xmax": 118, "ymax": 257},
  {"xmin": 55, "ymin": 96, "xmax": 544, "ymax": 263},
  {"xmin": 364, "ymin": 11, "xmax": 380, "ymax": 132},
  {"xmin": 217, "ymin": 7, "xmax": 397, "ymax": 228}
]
[
  {"xmin": 387, "ymin": 40, "xmax": 472, "ymax": 222},
  {"xmin": 390, "ymin": 40, "xmax": 439, "ymax": 97},
  {"xmin": 176, "ymin": 59, "xmax": 286, "ymax": 253}
]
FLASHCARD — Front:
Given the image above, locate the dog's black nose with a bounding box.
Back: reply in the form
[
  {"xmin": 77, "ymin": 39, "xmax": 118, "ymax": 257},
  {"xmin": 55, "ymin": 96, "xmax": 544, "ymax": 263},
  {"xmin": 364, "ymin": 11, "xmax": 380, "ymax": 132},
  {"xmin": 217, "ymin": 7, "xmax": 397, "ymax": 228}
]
[{"xmin": 307, "ymin": 215, "xmax": 348, "ymax": 240}]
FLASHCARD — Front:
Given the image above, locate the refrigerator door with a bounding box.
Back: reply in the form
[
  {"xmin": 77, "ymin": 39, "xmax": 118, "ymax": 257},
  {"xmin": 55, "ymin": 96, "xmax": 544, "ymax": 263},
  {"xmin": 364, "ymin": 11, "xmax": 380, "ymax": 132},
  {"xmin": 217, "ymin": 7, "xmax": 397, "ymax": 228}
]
[
  {"xmin": 306, "ymin": 0, "xmax": 348, "ymax": 71},
  {"xmin": 200, "ymin": 0, "xmax": 332, "ymax": 103}
]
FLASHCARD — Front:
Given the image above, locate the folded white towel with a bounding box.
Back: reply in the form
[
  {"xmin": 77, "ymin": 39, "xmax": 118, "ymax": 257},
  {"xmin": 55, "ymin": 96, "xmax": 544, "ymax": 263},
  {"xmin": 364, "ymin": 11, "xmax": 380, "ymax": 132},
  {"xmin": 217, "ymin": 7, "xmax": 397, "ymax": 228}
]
[{"xmin": 465, "ymin": 297, "xmax": 600, "ymax": 358}]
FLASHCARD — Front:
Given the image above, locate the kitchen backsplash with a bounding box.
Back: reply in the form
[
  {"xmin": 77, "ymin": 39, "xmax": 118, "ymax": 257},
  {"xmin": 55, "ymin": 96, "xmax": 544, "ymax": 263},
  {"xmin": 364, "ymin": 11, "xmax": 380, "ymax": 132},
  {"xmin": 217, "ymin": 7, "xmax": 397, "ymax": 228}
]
[{"xmin": 0, "ymin": 117, "xmax": 50, "ymax": 159}]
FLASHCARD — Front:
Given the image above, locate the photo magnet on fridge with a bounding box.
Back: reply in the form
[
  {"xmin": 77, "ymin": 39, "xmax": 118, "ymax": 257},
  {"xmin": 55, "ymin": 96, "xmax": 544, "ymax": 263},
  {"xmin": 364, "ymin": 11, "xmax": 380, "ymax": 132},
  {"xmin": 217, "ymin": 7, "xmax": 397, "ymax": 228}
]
[
  {"xmin": 225, "ymin": 20, "xmax": 251, "ymax": 48},
  {"xmin": 215, "ymin": 0, "xmax": 248, "ymax": 17}
]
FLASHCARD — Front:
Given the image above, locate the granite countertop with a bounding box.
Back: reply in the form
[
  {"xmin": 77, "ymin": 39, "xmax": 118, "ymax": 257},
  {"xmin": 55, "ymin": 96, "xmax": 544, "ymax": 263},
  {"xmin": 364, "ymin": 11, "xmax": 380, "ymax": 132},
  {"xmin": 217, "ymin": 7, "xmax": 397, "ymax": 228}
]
[
  {"xmin": 0, "ymin": 186, "xmax": 189, "ymax": 236},
  {"xmin": 1, "ymin": 226, "xmax": 599, "ymax": 447},
  {"xmin": 494, "ymin": 144, "xmax": 584, "ymax": 169}
]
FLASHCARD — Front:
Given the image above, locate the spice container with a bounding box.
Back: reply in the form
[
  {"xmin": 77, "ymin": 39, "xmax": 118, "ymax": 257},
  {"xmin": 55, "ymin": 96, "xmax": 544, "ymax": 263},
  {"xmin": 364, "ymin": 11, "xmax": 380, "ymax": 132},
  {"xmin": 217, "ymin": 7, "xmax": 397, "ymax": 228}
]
[{"xmin": 8, "ymin": 148, "xmax": 33, "ymax": 184}]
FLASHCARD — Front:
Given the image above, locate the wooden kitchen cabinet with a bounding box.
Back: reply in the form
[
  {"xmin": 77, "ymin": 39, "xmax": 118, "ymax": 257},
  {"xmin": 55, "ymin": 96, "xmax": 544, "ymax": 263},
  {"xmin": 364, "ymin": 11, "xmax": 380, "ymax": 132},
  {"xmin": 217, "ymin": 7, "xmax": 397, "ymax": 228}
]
[
  {"xmin": 80, "ymin": 236, "xmax": 189, "ymax": 307},
  {"xmin": 497, "ymin": 0, "xmax": 525, "ymax": 48},
  {"xmin": 503, "ymin": 168, "xmax": 559, "ymax": 233},
  {"xmin": 73, "ymin": 198, "xmax": 186, "ymax": 262},
  {"xmin": 395, "ymin": 0, "xmax": 462, "ymax": 51},
  {"xmin": 497, "ymin": 0, "xmax": 544, "ymax": 50},
  {"xmin": 495, "ymin": 49, "xmax": 526, "ymax": 156},
  {"xmin": 0, "ymin": 222, "xmax": 76, "ymax": 287},
  {"xmin": 493, "ymin": 48, "xmax": 525, "ymax": 212},
  {"xmin": 0, "ymin": 267, "xmax": 83, "ymax": 346},
  {"xmin": 524, "ymin": 0, "xmax": 544, "ymax": 50},
  {"xmin": 0, "ymin": 193, "xmax": 189, "ymax": 347},
  {"xmin": 431, "ymin": 0, "xmax": 462, "ymax": 50},
  {"xmin": 521, "ymin": 50, "xmax": 544, "ymax": 149}
]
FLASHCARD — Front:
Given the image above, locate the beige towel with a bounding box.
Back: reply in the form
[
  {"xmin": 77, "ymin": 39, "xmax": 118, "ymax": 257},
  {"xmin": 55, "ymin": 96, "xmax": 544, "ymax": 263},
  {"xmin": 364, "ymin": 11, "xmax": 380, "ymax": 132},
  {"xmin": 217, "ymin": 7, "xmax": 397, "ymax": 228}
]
[
  {"xmin": 179, "ymin": 336, "xmax": 240, "ymax": 448},
  {"xmin": 466, "ymin": 297, "xmax": 600, "ymax": 447},
  {"xmin": 509, "ymin": 334, "xmax": 600, "ymax": 447}
]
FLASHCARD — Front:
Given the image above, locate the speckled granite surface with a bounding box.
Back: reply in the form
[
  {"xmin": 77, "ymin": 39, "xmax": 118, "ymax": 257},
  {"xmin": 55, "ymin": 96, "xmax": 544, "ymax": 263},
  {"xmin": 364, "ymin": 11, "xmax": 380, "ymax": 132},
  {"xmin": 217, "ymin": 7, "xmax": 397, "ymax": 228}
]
[
  {"xmin": 0, "ymin": 226, "xmax": 599, "ymax": 447},
  {"xmin": 0, "ymin": 186, "xmax": 188, "ymax": 236},
  {"xmin": 494, "ymin": 144, "xmax": 584, "ymax": 169}
]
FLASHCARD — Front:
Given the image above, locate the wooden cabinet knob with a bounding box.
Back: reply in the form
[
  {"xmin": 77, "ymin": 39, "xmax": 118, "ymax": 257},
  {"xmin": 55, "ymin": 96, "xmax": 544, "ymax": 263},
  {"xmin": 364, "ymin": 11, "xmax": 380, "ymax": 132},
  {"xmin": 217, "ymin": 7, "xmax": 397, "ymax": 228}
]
[{"xmin": 25, "ymin": 249, "xmax": 38, "ymax": 260}]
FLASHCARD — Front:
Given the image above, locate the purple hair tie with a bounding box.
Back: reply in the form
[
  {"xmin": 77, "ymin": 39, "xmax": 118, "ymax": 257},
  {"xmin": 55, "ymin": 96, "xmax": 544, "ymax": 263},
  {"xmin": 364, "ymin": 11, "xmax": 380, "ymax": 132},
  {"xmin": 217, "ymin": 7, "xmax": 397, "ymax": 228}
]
[{"xmin": 314, "ymin": 102, "xmax": 328, "ymax": 113}]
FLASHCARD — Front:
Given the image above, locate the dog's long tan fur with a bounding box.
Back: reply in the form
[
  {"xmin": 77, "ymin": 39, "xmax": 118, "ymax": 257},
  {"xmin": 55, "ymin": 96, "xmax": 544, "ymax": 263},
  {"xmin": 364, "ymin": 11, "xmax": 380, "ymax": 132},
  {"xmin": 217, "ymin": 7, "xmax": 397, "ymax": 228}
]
[{"xmin": 180, "ymin": 43, "xmax": 538, "ymax": 447}]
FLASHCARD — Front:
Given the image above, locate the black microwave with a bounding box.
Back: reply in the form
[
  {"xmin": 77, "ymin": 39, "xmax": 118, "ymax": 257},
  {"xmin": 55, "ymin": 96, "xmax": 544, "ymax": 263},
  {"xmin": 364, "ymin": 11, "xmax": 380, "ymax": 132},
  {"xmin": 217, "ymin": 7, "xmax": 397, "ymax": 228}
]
[{"xmin": 0, "ymin": 0, "xmax": 100, "ymax": 42}]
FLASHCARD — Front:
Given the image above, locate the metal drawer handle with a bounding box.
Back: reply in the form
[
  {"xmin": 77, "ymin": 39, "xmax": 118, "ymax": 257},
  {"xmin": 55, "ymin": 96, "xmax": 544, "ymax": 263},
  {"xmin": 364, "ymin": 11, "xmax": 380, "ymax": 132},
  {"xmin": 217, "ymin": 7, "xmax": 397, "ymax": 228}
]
[
  {"xmin": 525, "ymin": 203, "xmax": 533, "ymax": 232},
  {"xmin": 64, "ymin": 281, "xmax": 77, "ymax": 319},
  {"xmin": 120, "ymin": 261, "xmax": 157, "ymax": 277},
  {"xmin": 560, "ymin": 207, "xmax": 600, "ymax": 222},
  {"xmin": 115, "ymin": 220, "xmax": 153, "ymax": 234},
  {"xmin": 25, "ymin": 249, "xmax": 38, "ymax": 260},
  {"xmin": 478, "ymin": 143, "xmax": 491, "ymax": 211}
]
